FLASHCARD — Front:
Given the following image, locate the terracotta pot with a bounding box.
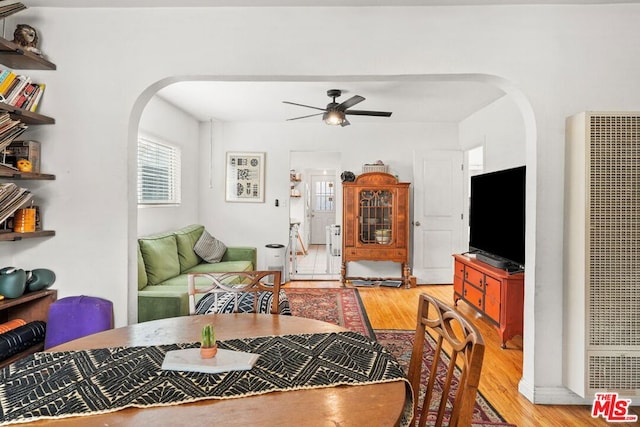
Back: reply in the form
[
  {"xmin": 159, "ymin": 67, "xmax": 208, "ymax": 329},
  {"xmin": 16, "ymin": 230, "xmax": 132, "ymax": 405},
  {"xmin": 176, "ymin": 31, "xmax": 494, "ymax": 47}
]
[{"xmin": 200, "ymin": 346, "xmax": 218, "ymax": 359}]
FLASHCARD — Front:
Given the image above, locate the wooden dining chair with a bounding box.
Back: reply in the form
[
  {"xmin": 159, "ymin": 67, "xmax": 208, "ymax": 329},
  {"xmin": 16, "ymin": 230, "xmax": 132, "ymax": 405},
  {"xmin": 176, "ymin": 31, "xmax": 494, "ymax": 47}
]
[
  {"xmin": 187, "ymin": 271, "xmax": 291, "ymax": 315},
  {"xmin": 407, "ymin": 293, "xmax": 485, "ymax": 427}
]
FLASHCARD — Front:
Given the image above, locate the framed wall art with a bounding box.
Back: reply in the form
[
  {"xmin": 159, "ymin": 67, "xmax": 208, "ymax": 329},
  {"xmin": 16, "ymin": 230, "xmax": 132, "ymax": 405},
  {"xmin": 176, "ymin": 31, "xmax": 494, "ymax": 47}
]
[{"xmin": 225, "ymin": 152, "xmax": 265, "ymax": 202}]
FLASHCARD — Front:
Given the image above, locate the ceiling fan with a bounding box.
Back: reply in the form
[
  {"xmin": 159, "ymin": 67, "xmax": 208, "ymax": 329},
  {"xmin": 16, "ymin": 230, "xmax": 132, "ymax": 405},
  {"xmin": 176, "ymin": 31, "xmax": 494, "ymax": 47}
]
[{"xmin": 283, "ymin": 89, "xmax": 392, "ymax": 127}]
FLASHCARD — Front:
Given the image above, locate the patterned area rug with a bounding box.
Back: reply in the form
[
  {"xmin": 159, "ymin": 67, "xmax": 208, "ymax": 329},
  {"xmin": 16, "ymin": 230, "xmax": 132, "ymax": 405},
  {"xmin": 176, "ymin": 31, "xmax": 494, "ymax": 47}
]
[
  {"xmin": 376, "ymin": 329, "xmax": 516, "ymax": 427},
  {"xmin": 285, "ymin": 288, "xmax": 375, "ymax": 338}
]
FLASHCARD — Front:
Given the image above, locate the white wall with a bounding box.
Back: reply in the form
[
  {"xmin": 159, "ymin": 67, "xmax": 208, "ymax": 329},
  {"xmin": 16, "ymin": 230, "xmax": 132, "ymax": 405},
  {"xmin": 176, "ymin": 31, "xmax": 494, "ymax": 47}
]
[
  {"xmin": 137, "ymin": 96, "xmax": 200, "ymax": 236},
  {"xmin": 198, "ymin": 121, "xmax": 457, "ymax": 266},
  {"xmin": 460, "ymin": 95, "xmax": 526, "ymax": 172},
  {"xmin": 4, "ymin": 4, "xmax": 639, "ymax": 405}
]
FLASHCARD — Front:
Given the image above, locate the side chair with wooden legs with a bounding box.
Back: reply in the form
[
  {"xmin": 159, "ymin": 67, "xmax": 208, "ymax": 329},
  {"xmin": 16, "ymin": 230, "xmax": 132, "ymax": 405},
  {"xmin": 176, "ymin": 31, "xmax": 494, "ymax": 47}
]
[{"xmin": 407, "ymin": 293, "xmax": 485, "ymax": 427}]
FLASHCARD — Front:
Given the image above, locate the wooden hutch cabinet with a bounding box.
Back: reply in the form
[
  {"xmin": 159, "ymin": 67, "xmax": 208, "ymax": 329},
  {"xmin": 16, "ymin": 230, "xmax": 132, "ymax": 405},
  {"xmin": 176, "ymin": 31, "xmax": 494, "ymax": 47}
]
[
  {"xmin": 341, "ymin": 173, "xmax": 411, "ymax": 286},
  {"xmin": 453, "ymin": 253, "xmax": 524, "ymax": 348}
]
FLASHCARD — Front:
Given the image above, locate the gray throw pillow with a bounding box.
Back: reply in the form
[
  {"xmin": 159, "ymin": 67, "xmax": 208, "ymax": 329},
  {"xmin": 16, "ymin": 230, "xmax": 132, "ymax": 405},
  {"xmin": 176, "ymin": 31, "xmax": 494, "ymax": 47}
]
[{"xmin": 194, "ymin": 230, "xmax": 227, "ymax": 263}]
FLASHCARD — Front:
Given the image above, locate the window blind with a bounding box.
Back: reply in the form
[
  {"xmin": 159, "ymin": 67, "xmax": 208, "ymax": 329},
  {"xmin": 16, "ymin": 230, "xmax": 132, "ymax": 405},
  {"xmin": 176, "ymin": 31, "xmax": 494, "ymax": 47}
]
[{"xmin": 137, "ymin": 136, "xmax": 181, "ymax": 205}]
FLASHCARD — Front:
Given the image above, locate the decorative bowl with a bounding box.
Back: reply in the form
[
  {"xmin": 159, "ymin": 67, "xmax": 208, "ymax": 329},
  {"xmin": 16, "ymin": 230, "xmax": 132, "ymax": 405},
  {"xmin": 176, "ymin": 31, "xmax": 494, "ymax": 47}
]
[{"xmin": 375, "ymin": 229, "xmax": 391, "ymax": 244}]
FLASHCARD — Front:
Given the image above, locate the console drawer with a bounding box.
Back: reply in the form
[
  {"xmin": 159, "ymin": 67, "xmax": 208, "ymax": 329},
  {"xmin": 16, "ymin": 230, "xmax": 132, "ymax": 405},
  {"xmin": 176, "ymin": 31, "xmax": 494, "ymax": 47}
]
[
  {"xmin": 465, "ymin": 267, "xmax": 485, "ymax": 290},
  {"xmin": 464, "ymin": 284, "xmax": 484, "ymax": 311}
]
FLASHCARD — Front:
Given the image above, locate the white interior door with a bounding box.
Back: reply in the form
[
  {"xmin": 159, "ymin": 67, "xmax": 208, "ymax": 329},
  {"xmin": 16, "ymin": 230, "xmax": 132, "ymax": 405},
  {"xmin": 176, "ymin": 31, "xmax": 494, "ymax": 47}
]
[
  {"xmin": 310, "ymin": 174, "xmax": 336, "ymax": 245},
  {"xmin": 412, "ymin": 150, "xmax": 465, "ymax": 284}
]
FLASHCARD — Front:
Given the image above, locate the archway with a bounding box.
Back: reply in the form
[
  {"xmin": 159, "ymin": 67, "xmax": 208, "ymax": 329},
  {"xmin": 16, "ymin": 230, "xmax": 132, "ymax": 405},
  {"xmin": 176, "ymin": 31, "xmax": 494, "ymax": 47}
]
[{"xmin": 127, "ymin": 73, "xmax": 537, "ymax": 394}]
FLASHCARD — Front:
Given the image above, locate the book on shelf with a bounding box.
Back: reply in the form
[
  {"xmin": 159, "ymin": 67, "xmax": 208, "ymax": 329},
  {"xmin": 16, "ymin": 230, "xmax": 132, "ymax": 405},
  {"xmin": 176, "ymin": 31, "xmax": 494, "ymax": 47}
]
[
  {"xmin": 12, "ymin": 82, "xmax": 37, "ymax": 109},
  {"xmin": 0, "ymin": 71, "xmax": 10, "ymax": 89},
  {"xmin": 0, "ymin": 70, "xmax": 46, "ymax": 113},
  {"xmin": 25, "ymin": 84, "xmax": 44, "ymax": 112},
  {"xmin": 2, "ymin": 75, "xmax": 24, "ymax": 103},
  {"xmin": 5, "ymin": 75, "xmax": 30, "ymax": 106},
  {"xmin": 0, "ymin": 72, "xmax": 16, "ymax": 99}
]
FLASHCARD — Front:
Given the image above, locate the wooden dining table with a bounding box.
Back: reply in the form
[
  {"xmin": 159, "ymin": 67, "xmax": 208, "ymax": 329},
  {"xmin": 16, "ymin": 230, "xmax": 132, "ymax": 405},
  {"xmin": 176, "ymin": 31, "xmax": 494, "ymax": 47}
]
[{"xmin": 37, "ymin": 314, "xmax": 408, "ymax": 426}]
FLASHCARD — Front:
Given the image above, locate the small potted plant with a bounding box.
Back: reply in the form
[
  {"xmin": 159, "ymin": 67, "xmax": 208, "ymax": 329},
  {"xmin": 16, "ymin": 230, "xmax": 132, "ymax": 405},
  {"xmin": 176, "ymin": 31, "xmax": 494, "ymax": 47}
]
[{"xmin": 200, "ymin": 324, "xmax": 217, "ymax": 359}]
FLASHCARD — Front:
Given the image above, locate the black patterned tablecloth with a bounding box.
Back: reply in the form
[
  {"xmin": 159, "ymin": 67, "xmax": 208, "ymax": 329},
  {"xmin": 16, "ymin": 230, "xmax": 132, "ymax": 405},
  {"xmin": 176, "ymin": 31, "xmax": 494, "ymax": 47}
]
[{"xmin": 0, "ymin": 331, "xmax": 413, "ymax": 426}]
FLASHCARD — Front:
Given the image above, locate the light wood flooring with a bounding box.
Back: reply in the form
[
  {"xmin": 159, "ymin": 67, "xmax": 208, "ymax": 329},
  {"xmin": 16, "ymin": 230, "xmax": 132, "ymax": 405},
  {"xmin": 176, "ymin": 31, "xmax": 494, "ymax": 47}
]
[{"xmin": 284, "ymin": 281, "xmax": 631, "ymax": 426}]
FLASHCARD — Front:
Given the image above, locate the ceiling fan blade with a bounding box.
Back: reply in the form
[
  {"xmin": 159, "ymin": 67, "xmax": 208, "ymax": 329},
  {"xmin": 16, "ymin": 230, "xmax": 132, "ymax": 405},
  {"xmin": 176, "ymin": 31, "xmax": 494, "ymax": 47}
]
[
  {"xmin": 282, "ymin": 101, "xmax": 326, "ymax": 111},
  {"xmin": 340, "ymin": 118, "xmax": 351, "ymax": 127},
  {"xmin": 344, "ymin": 110, "xmax": 393, "ymax": 117},
  {"xmin": 337, "ymin": 95, "xmax": 365, "ymax": 111},
  {"xmin": 286, "ymin": 112, "xmax": 324, "ymax": 121}
]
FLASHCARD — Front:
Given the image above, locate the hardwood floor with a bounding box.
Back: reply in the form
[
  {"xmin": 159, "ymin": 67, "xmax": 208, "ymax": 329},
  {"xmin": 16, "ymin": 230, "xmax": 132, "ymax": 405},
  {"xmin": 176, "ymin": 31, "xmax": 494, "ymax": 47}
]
[{"xmin": 284, "ymin": 281, "xmax": 629, "ymax": 426}]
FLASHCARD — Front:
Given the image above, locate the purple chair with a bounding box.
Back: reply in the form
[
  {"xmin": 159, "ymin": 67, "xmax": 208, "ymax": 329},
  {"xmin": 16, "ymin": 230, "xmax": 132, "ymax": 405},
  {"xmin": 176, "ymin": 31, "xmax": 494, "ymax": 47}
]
[{"xmin": 44, "ymin": 295, "xmax": 113, "ymax": 349}]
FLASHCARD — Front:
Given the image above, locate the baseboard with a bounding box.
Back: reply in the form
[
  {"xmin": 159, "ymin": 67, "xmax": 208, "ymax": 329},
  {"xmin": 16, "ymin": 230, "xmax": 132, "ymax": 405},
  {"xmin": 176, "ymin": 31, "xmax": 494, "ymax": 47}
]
[
  {"xmin": 517, "ymin": 378, "xmax": 535, "ymax": 402},
  {"xmin": 519, "ymin": 379, "xmax": 591, "ymax": 404}
]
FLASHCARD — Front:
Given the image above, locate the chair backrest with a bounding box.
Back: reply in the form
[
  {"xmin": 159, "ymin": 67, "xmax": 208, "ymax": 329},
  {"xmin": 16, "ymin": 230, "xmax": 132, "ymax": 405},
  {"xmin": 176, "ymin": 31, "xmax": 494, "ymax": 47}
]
[
  {"xmin": 407, "ymin": 293, "xmax": 485, "ymax": 427},
  {"xmin": 188, "ymin": 271, "xmax": 283, "ymax": 315}
]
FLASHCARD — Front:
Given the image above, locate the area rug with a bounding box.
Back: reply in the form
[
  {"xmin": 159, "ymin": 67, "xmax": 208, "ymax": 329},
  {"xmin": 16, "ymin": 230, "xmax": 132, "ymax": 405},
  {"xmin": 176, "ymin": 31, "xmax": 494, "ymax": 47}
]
[
  {"xmin": 376, "ymin": 329, "xmax": 516, "ymax": 427},
  {"xmin": 284, "ymin": 288, "xmax": 375, "ymax": 338}
]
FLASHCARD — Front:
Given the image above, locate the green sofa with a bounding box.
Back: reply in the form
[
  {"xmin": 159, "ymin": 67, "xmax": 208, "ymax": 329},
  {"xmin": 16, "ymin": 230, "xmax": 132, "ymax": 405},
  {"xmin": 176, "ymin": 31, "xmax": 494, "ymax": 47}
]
[{"xmin": 137, "ymin": 224, "xmax": 256, "ymax": 322}]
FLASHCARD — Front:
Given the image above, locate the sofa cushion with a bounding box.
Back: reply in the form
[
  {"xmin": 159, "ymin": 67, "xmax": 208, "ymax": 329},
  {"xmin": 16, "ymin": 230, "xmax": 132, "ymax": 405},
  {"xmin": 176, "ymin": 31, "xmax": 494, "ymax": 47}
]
[
  {"xmin": 174, "ymin": 224, "xmax": 205, "ymax": 272},
  {"xmin": 138, "ymin": 290, "xmax": 188, "ymax": 323},
  {"xmin": 184, "ymin": 260, "xmax": 253, "ymax": 275},
  {"xmin": 139, "ymin": 234, "xmax": 180, "ymax": 286},
  {"xmin": 194, "ymin": 230, "xmax": 227, "ymax": 263},
  {"xmin": 137, "ymin": 244, "xmax": 148, "ymax": 290}
]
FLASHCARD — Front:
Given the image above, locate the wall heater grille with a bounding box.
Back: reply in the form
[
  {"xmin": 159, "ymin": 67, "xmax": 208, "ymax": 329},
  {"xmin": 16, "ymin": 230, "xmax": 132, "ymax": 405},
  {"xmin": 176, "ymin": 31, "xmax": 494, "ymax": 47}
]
[
  {"xmin": 589, "ymin": 354, "xmax": 640, "ymax": 393},
  {"xmin": 588, "ymin": 115, "xmax": 640, "ymax": 348},
  {"xmin": 587, "ymin": 114, "xmax": 640, "ymax": 394}
]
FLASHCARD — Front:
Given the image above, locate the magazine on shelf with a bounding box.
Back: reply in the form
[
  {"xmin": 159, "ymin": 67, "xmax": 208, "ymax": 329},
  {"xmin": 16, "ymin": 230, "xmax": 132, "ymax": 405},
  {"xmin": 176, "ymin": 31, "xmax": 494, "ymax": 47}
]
[
  {"xmin": 0, "ymin": 183, "xmax": 32, "ymax": 225},
  {"xmin": 0, "ymin": 125, "xmax": 27, "ymax": 153}
]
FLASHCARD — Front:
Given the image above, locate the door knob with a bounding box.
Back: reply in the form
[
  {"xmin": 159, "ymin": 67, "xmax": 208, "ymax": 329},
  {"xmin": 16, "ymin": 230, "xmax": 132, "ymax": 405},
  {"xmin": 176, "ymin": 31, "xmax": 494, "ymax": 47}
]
[{"xmin": 414, "ymin": 221, "xmax": 421, "ymax": 226}]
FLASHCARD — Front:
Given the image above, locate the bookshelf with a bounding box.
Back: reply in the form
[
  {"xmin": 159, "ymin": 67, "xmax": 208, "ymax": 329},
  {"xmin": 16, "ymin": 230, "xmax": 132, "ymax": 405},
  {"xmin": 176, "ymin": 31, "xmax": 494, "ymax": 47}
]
[
  {"xmin": 0, "ymin": 2, "xmax": 57, "ymax": 369},
  {"xmin": 0, "ymin": 102, "xmax": 53, "ymax": 124},
  {"xmin": 0, "ymin": 289, "xmax": 57, "ymax": 368},
  {"xmin": 0, "ymin": 168, "xmax": 54, "ymax": 180},
  {"xmin": 0, "ymin": 15, "xmax": 55, "ymax": 239},
  {"xmin": 0, "ymin": 37, "xmax": 56, "ymax": 71},
  {"xmin": 0, "ymin": 230, "xmax": 54, "ymax": 241}
]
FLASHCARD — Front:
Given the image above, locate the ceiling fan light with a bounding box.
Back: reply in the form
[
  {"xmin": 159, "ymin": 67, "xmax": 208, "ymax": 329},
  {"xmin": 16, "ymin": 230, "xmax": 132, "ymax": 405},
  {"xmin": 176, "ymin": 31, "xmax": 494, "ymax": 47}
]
[{"xmin": 324, "ymin": 110, "xmax": 345, "ymax": 126}]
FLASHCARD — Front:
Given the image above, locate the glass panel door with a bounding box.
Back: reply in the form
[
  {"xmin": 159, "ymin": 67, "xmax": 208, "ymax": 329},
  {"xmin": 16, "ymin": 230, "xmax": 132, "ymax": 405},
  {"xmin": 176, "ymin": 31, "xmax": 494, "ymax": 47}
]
[{"xmin": 358, "ymin": 189, "xmax": 392, "ymax": 245}]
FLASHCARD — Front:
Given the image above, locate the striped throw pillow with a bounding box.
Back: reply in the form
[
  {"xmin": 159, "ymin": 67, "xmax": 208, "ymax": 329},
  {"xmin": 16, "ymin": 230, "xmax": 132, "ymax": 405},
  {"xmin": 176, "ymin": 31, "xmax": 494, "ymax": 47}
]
[{"xmin": 193, "ymin": 230, "xmax": 227, "ymax": 263}]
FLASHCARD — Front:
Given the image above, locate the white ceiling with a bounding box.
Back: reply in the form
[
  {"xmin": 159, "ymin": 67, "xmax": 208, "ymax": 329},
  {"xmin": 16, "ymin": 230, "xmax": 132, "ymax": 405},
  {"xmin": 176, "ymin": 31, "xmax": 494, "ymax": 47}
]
[
  {"xmin": 24, "ymin": 0, "xmax": 640, "ymax": 7},
  {"xmin": 29, "ymin": 0, "xmax": 636, "ymax": 124},
  {"xmin": 155, "ymin": 79, "xmax": 507, "ymax": 124}
]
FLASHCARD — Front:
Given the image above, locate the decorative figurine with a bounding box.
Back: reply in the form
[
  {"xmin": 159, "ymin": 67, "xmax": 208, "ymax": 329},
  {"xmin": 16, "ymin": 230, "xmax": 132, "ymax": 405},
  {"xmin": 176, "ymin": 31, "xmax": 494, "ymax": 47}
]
[
  {"xmin": 11, "ymin": 24, "xmax": 41, "ymax": 55},
  {"xmin": 341, "ymin": 171, "xmax": 356, "ymax": 182},
  {"xmin": 16, "ymin": 158, "xmax": 32, "ymax": 172}
]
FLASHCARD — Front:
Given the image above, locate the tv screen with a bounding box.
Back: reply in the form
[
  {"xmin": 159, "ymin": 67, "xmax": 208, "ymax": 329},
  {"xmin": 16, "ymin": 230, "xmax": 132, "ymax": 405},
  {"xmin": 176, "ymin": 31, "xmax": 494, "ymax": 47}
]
[{"xmin": 469, "ymin": 166, "xmax": 525, "ymax": 267}]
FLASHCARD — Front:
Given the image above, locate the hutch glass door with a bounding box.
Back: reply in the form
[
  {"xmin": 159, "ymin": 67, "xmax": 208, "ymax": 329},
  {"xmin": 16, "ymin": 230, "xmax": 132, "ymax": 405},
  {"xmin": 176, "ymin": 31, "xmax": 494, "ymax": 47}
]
[{"xmin": 359, "ymin": 189, "xmax": 393, "ymax": 245}]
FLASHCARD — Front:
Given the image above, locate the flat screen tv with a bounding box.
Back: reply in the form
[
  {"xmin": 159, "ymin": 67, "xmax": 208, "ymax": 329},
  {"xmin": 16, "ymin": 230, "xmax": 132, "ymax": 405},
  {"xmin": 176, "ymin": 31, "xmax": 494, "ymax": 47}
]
[{"xmin": 469, "ymin": 165, "xmax": 525, "ymax": 269}]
